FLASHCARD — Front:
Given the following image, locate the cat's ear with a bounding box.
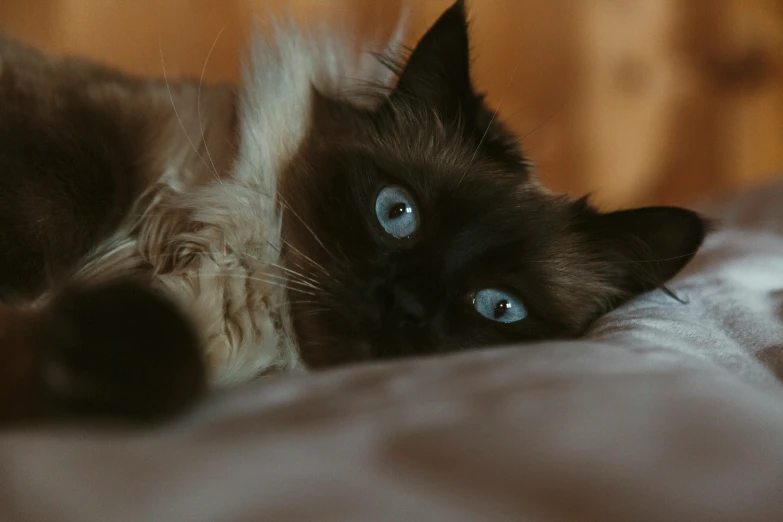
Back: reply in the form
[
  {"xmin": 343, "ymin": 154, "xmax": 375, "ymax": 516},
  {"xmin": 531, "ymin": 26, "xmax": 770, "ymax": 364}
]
[
  {"xmin": 580, "ymin": 204, "xmax": 709, "ymax": 298},
  {"xmin": 391, "ymin": 0, "xmax": 476, "ymax": 119}
]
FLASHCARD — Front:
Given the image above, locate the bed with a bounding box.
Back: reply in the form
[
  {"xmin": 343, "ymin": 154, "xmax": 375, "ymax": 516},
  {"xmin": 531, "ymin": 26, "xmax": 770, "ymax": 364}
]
[{"xmin": 2, "ymin": 182, "xmax": 783, "ymax": 521}]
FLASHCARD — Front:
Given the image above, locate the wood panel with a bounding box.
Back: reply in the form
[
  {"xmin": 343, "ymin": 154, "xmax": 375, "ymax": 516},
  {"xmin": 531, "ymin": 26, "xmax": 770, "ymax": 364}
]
[{"xmin": 1, "ymin": 0, "xmax": 782, "ymax": 209}]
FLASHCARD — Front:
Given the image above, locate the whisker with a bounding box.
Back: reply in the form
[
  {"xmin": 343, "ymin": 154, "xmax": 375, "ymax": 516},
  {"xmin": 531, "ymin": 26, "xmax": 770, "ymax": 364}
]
[
  {"xmin": 198, "ymin": 273, "xmax": 319, "ymax": 297},
  {"xmin": 198, "ymin": 24, "xmax": 228, "ymax": 179},
  {"xmin": 604, "ymin": 251, "xmax": 703, "ymax": 265},
  {"xmin": 274, "ymin": 300, "xmax": 321, "ymax": 309},
  {"xmin": 158, "ymin": 37, "xmax": 220, "ymax": 181},
  {"xmin": 459, "ymin": 51, "xmax": 523, "ymax": 187},
  {"xmin": 514, "ymin": 250, "xmax": 703, "ymax": 265},
  {"xmin": 269, "ymin": 262, "xmax": 322, "ymax": 286},
  {"xmin": 520, "ymin": 82, "xmax": 574, "ymax": 143},
  {"xmin": 297, "ymin": 309, "xmax": 331, "ymax": 319},
  {"xmin": 289, "ymin": 254, "xmax": 340, "ymax": 286},
  {"xmin": 221, "ymin": 143, "xmax": 341, "ymax": 280},
  {"xmin": 276, "ymin": 190, "xmax": 347, "ymax": 268},
  {"xmin": 231, "ymin": 241, "xmax": 337, "ymax": 286},
  {"xmin": 260, "ymin": 271, "xmax": 321, "ymax": 291},
  {"xmin": 286, "ymin": 245, "xmax": 336, "ymax": 281},
  {"xmin": 229, "ymin": 144, "xmax": 345, "ymax": 271}
]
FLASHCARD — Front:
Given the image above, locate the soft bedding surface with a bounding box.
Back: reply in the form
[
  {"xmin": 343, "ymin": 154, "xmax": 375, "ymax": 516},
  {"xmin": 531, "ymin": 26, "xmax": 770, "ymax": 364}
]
[{"xmin": 3, "ymin": 183, "xmax": 783, "ymax": 521}]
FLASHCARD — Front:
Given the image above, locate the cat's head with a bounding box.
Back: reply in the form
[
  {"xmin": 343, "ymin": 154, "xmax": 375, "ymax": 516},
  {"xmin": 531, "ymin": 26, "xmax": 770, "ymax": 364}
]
[{"xmin": 279, "ymin": 0, "xmax": 707, "ymax": 368}]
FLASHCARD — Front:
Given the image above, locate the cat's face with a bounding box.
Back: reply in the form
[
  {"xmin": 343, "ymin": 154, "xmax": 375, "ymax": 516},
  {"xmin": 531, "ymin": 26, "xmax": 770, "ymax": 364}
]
[{"xmin": 280, "ymin": 0, "xmax": 706, "ymax": 368}]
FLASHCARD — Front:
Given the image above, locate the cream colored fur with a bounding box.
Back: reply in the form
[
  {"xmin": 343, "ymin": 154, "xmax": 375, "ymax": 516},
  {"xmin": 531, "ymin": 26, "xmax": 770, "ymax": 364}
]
[{"xmin": 67, "ymin": 17, "xmax": 406, "ymax": 386}]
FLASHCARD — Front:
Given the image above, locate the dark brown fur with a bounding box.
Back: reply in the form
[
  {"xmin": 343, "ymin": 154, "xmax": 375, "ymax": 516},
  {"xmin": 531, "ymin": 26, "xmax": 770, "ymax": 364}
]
[
  {"xmin": 0, "ymin": 1, "xmax": 707, "ymax": 424},
  {"xmin": 280, "ymin": 1, "xmax": 707, "ymax": 368},
  {"xmin": 0, "ymin": 279, "xmax": 205, "ymax": 424},
  {"xmin": 0, "ymin": 35, "xmax": 236, "ymax": 424}
]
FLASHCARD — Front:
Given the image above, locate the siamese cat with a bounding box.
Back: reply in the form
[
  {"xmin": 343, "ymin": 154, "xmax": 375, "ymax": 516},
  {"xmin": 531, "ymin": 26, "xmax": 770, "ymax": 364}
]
[{"xmin": 0, "ymin": 1, "xmax": 706, "ymax": 423}]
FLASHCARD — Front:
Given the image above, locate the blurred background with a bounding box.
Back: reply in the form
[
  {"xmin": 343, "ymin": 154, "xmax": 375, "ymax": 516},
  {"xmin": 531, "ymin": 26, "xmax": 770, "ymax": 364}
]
[{"xmin": 1, "ymin": 0, "xmax": 782, "ymax": 209}]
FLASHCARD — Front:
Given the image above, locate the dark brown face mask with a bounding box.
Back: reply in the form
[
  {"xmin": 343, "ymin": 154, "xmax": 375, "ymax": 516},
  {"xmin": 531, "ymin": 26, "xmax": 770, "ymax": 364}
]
[{"xmin": 279, "ymin": 0, "xmax": 708, "ymax": 368}]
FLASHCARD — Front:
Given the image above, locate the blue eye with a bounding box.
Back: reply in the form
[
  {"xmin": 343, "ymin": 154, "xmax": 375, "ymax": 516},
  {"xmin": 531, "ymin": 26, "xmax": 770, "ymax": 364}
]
[
  {"xmin": 375, "ymin": 185, "xmax": 419, "ymax": 238},
  {"xmin": 473, "ymin": 288, "xmax": 527, "ymax": 323}
]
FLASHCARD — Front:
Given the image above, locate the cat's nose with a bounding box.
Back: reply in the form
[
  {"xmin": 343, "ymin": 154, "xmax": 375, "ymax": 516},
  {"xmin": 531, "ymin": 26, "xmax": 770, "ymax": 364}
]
[
  {"xmin": 389, "ymin": 286, "xmax": 427, "ymax": 328},
  {"xmin": 369, "ymin": 281, "xmax": 427, "ymax": 328}
]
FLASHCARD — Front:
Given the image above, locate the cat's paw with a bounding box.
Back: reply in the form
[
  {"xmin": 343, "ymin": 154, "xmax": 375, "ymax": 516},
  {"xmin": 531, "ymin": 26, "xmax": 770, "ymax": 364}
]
[{"xmin": 33, "ymin": 279, "xmax": 206, "ymax": 423}]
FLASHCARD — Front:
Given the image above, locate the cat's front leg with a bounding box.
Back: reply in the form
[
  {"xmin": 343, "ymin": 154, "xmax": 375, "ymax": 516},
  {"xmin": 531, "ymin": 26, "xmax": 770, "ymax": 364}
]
[{"xmin": 0, "ymin": 279, "xmax": 206, "ymax": 425}]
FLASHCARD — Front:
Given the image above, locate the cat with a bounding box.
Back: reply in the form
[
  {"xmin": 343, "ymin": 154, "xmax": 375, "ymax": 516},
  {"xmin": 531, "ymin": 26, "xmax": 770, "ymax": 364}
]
[{"xmin": 0, "ymin": 0, "xmax": 707, "ymax": 424}]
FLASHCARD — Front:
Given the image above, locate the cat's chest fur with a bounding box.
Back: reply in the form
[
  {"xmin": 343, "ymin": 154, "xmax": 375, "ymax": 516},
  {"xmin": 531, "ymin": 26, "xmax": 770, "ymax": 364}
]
[{"xmin": 74, "ymin": 180, "xmax": 303, "ymax": 385}]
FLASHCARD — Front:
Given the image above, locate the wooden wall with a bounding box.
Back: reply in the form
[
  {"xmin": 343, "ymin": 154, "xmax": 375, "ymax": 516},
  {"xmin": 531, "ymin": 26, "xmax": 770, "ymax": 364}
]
[{"xmin": 2, "ymin": 0, "xmax": 782, "ymax": 209}]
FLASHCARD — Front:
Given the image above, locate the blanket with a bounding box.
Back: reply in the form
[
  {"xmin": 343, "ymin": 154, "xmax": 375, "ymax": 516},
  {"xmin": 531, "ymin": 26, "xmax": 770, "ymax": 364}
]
[{"xmin": 2, "ymin": 182, "xmax": 783, "ymax": 521}]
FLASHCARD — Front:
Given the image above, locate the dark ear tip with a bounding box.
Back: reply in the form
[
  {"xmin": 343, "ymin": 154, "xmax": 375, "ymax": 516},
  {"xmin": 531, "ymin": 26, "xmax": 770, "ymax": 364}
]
[
  {"xmin": 660, "ymin": 205, "xmax": 710, "ymax": 241},
  {"xmin": 700, "ymin": 214, "xmax": 719, "ymax": 236},
  {"xmin": 694, "ymin": 211, "xmax": 713, "ymax": 241},
  {"xmin": 645, "ymin": 206, "xmax": 710, "ymax": 257},
  {"xmin": 448, "ymin": 0, "xmax": 469, "ymax": 22}
]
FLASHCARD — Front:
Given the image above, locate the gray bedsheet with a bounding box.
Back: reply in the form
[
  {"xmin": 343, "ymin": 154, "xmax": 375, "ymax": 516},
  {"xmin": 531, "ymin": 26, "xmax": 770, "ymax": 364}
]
[{"xmin": 2, "ymin": 182, "xmax": 783, "ymax": 521}]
